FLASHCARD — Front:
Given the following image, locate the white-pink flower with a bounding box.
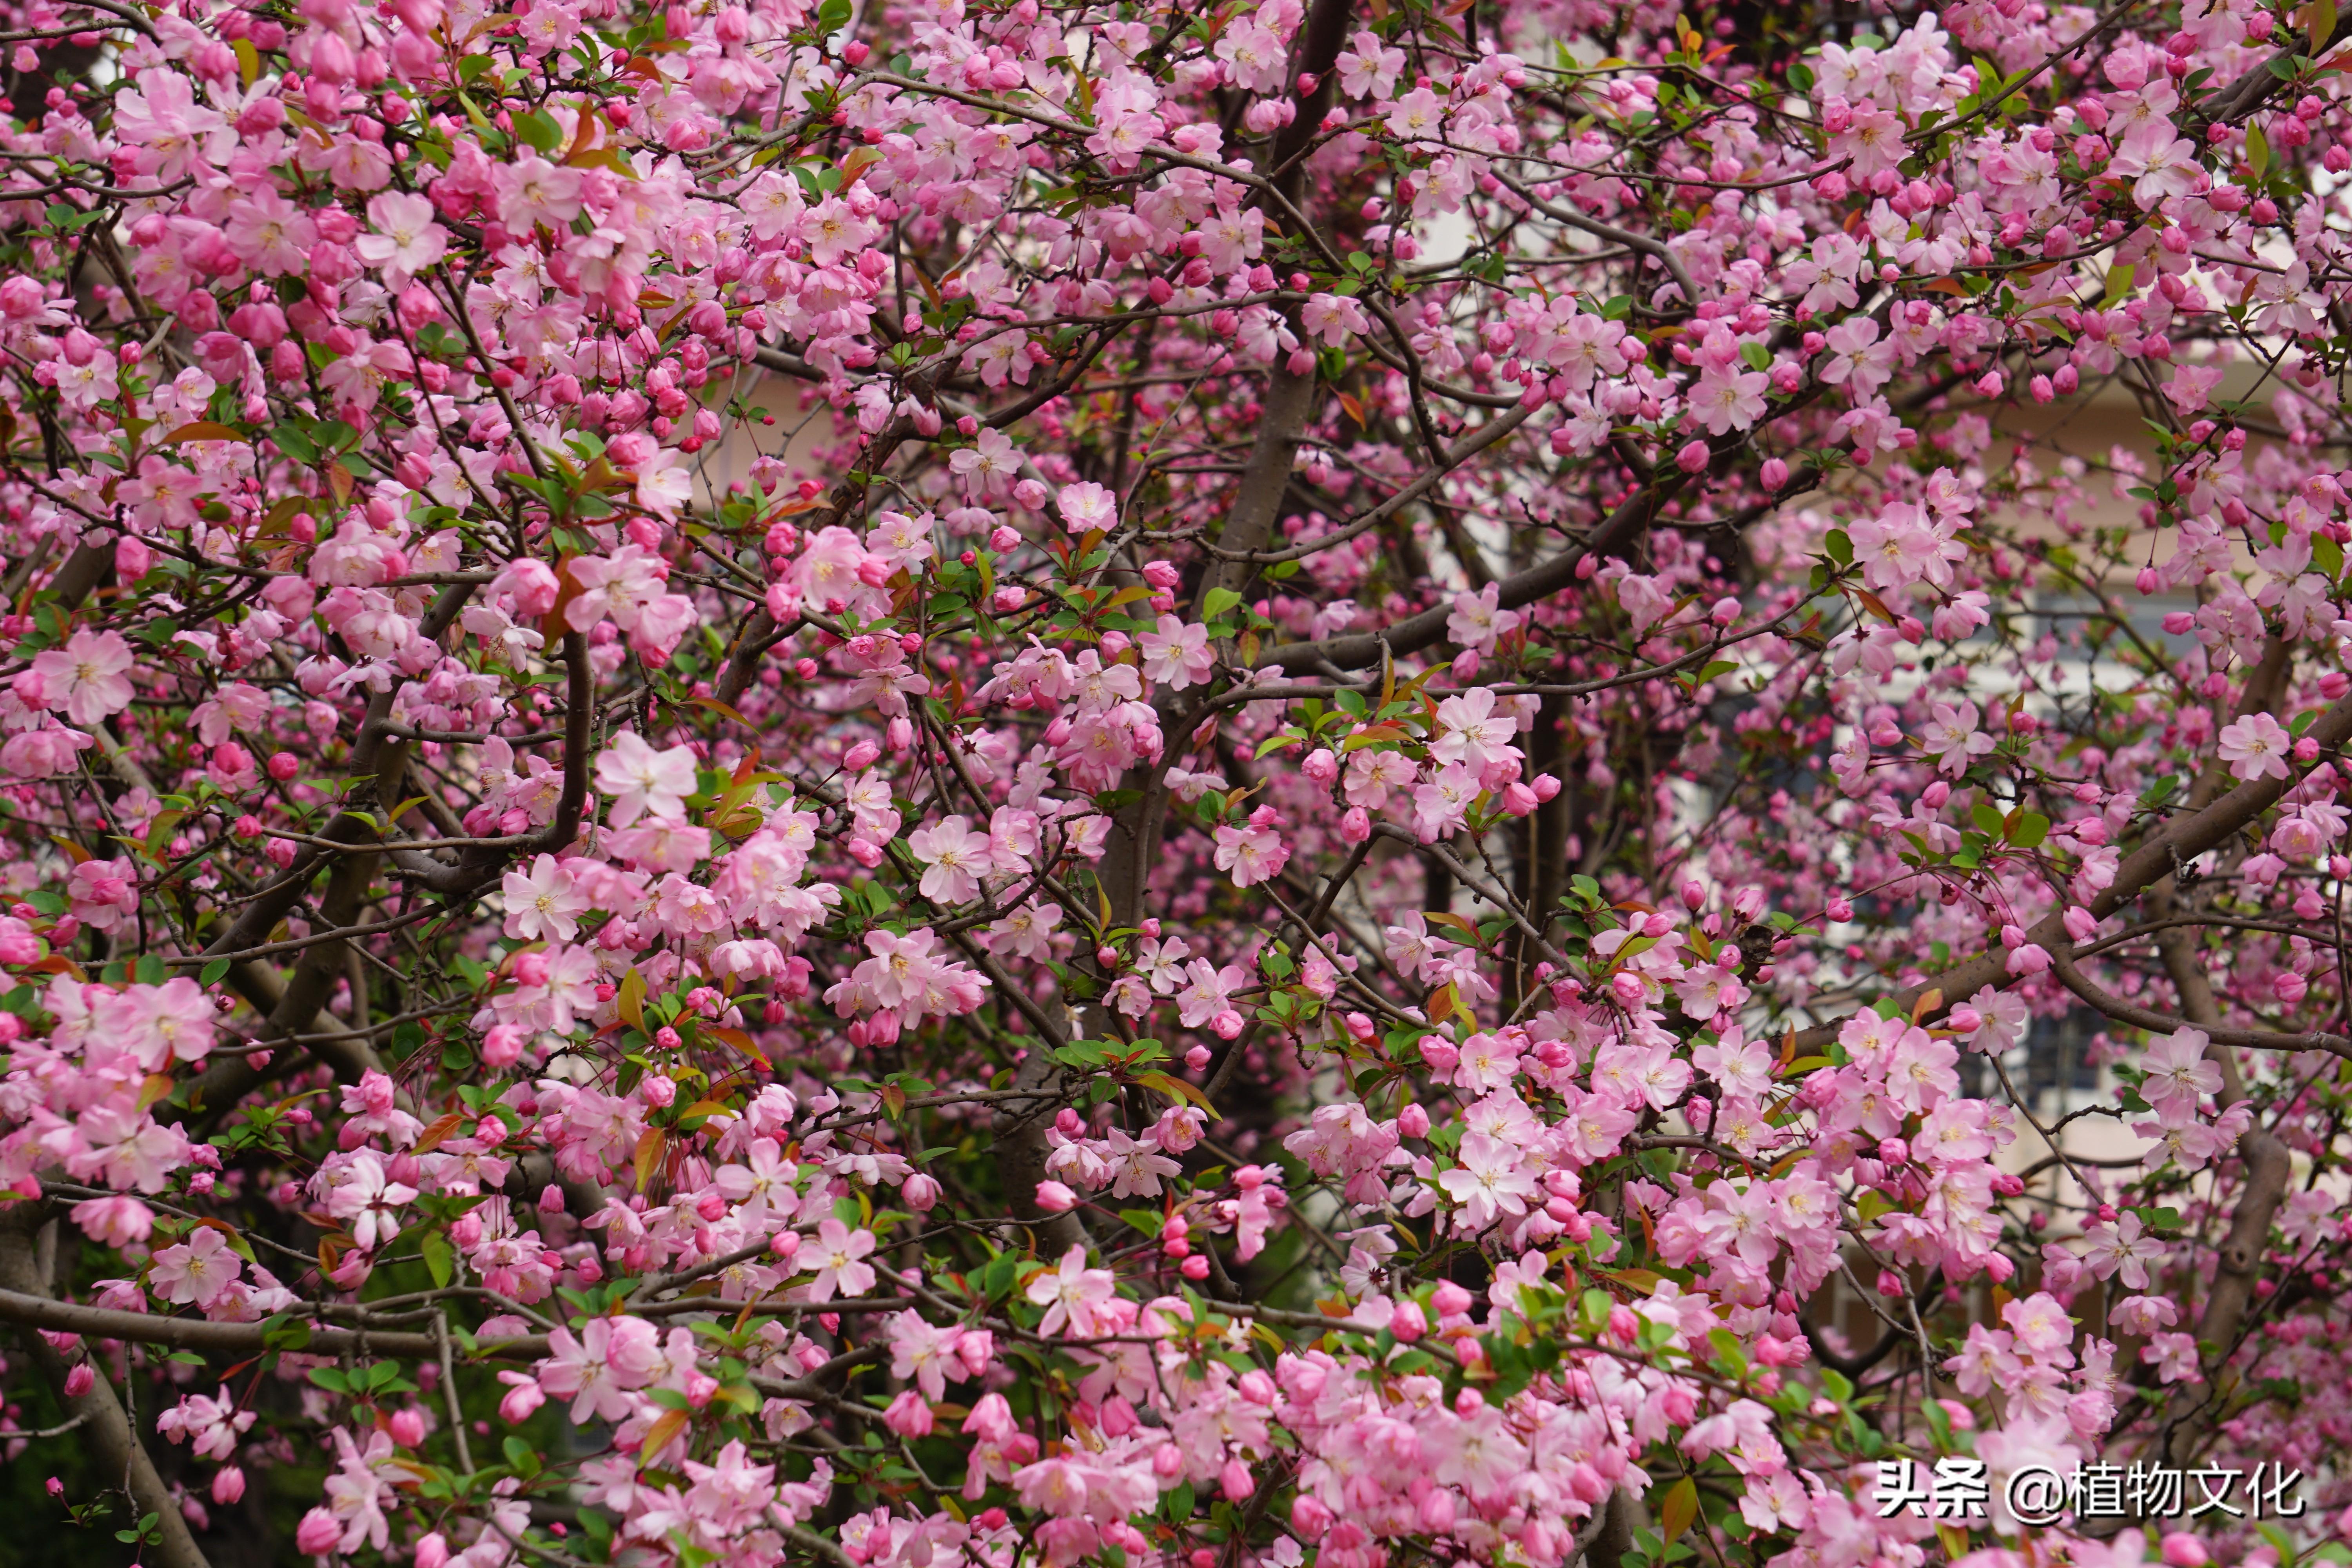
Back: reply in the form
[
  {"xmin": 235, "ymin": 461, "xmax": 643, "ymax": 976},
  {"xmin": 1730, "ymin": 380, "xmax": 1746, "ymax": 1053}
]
[
  {"xmin": 949, "ymin": 428, "xmax": 1020, "ymax": 498},
  {"xmin": 158, "ymin": 1386, "xmax": 256, "ymax": 1459},
  {"xmin": 501, "ymin": 853, "xmax": 590, "ymax": 942},
  {"xmin": 1211, "ymin": 822, "xmax": 1289, "ymax": 888},
  {"xmin": 1056, "ymin": 481, "xmax": 1116, "ymax": 535},
  {"xmin": 1025, "ymin": 1245, "xmax": 1117, "ymax": 1336},
  {"xmin": 2107, "ymin": 121, "xmax": 2201, "ymax": 209},
  {"xmin": 2138, "ymin": 1027, "xmax": 2221, "ymax": 1119},
  {"xmin": 1437, "ymin": 1131, "xmax": 1539, "ymax": 1231},
  {"xmin": 1335, "ymin": 29, "xmax": 1405, "ymax": 98},
  {"xmin": 354, "ymin": 189, "xmax": 448, "ymax": 281},
  {"xmin": 1445, "ymin": 583, "xmax": 1521, "ymax": 655},
  {"xmin": 322, "ymin": 1151, "xmax": 418, "ymax": 1252},
  {"xmin": 1137, "ymin": 615, "xmax": 1214, "ymax": 690},
  {"xmin": 1431, "ymin": 687, "xmax": 1519, "ymax": 772},
  {"xmin": 2217, "ymin": 712, "xmax": 2291, "ymax": 780},
  {"xmin": 594, "ymin": 731, "xmax": 699, "ymax": 827},
  {"xmin": 798, "ymin": 1218, "xmax": 877, "ymax": 1301},
  {"xmin": 537, "ymin": 1316, "xmax": 663, "ymax": 1423},
  {"xmin": 1919, "ymin": 700, "xmax": 1995, "ymax": 776},
  {"xmin": 149, "ymin": 1225, "xmax": 244, "ymax": 1309},
  {"xmin": 909, "ymin": 814, "xmax": 996, "ymax": 904},
  {"xmin": 30, "ymin": 629, "xmax": 134, "ymax": 725},
  {"xmin": 99, "ymin": 978, "xmax": 217, "ymax": 1070}
]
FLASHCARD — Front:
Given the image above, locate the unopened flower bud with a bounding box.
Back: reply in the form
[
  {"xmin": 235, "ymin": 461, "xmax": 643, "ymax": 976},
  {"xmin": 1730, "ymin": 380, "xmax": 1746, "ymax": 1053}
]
[
  {"xmin": 2161, "ymin": 1535, "xmax": 2208, "ymax": 1568},
  {"xmin": 1390, "ymin": 1301, "xmax": 1426, "ymax": 1341}
]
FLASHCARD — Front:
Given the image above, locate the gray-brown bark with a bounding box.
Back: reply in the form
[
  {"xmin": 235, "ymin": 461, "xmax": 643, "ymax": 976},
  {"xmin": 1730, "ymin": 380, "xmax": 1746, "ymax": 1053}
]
[{"xmin": 0, "ymin": 1206, "xmax": 212, "ymax": 1568}]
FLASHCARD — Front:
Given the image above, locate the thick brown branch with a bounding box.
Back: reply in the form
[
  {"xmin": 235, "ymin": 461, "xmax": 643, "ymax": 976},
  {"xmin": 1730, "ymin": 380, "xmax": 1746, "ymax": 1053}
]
[
  {"xmin": 1256, "ymin": 468, "xmax": 1686, "ymax": 672},
  {"xmin": 2043, "ymin": 944, "xmax": 2352, "ymax": 1061},
  {"xmin": 1790, "ymin": 686, "xmax": 2352, "ymax": 1049},
  {"xmin": 0, "ymin": 1286, "xmax": 550, "ymax": 1360},
  {"xmin": 0, "ymin": 1212, "xmax": 211, "ymax": 1568}
]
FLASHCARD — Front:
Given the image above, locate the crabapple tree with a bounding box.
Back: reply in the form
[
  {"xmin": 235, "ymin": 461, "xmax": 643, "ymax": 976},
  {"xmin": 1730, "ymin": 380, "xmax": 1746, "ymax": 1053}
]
[{"xmin": 2, "ymin": 0, "xmax": 2352, "ymax": 1562}]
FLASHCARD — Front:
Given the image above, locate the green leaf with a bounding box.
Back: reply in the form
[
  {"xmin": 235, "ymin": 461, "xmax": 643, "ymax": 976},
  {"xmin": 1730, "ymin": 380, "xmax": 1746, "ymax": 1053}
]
[
  {"xmin": 1201, "ymin": 587, "xmax": 1243, "ymax": 621},
  {"xmin": 2316, "ymin": 532, "xmax": 2345, "ymax": 580},
  {"xmin": 2246, "ymin": 123, "xmax": 2271, "ymax": 180},
  {"xmin": 270, "ymin": 424, "xmax": 319, "ymax": 464},
  {"xmin": 261, "ymin": 1315, "xmax": 312, "ymax": 1352},
  {"xmin": 1739, "ymin": 341, "xmax": 1773, "ymax": 373},
  {"xmin": 421, "ymin": 1229, "xmax": 453, "ymax": 1289},
  {"xmin": 1659, "ymin": 1477, "xmax": 1699, "ymax": 1543},
  {"xmin": 199, "ymin": 958, "xmax": 230, "ymax": 987},
  {"xmin": 514, "ymin": 110, "xmax": 563, "ymax": 152},
  {"xmin": 2102, "ymin": 263, "xmax": 2137, "ymax": 307},
  {"xmin": 363, "ymin": 1360, "xmax": 415, "ymax": 1394},
  {"xmin": 2008, "ymin": 810, "xmax": 2049, "ymax": 849},
  {"xmin": 1822, "ymin": 529, "xmax": 1853, "ymax": 568}
]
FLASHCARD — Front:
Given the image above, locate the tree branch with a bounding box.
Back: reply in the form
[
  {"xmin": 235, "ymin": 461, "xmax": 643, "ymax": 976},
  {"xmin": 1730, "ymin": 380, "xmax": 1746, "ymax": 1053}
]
[
  {"xmin": 1790, "ymin": 685, "xmax": 2352, "ymax": 1049},
  {"xmin": 1256, "ymin": 467, "xmax": 1687, "ymax": 672},
  {"xmin": 0, "ymin": 1286, "xmax": 550, "ymax": 1360},
  {"xmin": 0, "ymin": 1212, "xmax": 211, "ymax": 1568},
  {"xmin": 2043, "ymin": 943, "xmax": 2352, "ymax": 1061}
]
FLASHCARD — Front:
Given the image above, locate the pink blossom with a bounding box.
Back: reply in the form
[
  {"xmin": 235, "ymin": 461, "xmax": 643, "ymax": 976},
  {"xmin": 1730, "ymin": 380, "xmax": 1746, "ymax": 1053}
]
[
  {"xmin": 1025, "ymin": 1245, "xmax": 1117, "ymax": 1336},
  {"xmin": 2218, "ymin": 713, "xmax": 2292, "ymax": 780},
  {"xmin": 798, "ymin": 1218, "xmax": 877, "ymax": 1301}
]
